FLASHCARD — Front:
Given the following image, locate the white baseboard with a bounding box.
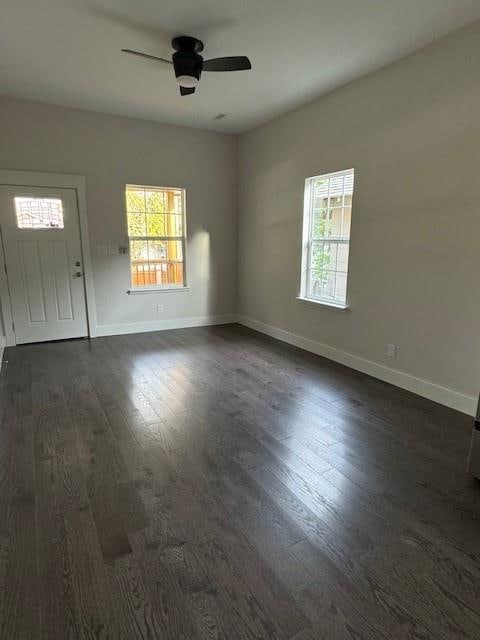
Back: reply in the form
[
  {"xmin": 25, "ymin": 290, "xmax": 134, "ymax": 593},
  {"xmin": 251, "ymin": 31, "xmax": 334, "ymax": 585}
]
[
  {"xmin": 237, "ymin": 314, "xmax": 476, "ymax": 417},
  {"xmin": 93, "ymin": 314, "xmax": 236, "ymax": 338}
]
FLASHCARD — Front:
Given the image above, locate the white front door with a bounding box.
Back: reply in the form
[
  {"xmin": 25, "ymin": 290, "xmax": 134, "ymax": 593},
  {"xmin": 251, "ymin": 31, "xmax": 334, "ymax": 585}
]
[{"xmin": 0, "ymin": 186, "xmax": 88, "ymax": 344}]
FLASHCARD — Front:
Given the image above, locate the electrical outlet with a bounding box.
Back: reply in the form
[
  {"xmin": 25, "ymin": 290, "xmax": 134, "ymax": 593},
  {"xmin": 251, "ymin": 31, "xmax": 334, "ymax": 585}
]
[
  {"xmin": 157, "ymin": 304, "xmax": 164, "ymax": 314},
  {"xmin": 387, "ymin": 344, "xmax": 397, "ymax": 358}
]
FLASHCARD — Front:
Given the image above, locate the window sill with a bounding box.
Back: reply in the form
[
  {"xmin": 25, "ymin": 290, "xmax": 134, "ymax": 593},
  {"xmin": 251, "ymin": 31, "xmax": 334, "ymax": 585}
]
[
  {"xmin": 296, "ymin": 296, "xmax": 349, "ymax": 311},
  {"xmin": 127, "ymin": 287, "xmax": 190, "ymax": 295}
]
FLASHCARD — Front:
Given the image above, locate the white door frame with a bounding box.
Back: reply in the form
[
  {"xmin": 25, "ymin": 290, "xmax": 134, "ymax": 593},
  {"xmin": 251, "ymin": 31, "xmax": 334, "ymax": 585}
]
[{"xmin": 0, "ymin": 170, "xmax": 97, "ymax": 346}]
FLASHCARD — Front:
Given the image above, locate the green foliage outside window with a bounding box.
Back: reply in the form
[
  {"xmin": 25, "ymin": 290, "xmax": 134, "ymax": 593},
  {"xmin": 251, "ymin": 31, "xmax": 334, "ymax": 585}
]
[
  {"xmin": 311, "ymin": 210, "xmax": 331, "ymax": 285},
  {"xmin": 126, "ymin": 189, "xmax": 167, "ymax": 237}
]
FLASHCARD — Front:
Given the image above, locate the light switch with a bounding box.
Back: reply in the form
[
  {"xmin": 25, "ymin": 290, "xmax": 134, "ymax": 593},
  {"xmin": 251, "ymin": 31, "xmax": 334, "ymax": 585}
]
[{"xmin": 108, "ymin": 245, "xmax": 119, "ymax": 255}]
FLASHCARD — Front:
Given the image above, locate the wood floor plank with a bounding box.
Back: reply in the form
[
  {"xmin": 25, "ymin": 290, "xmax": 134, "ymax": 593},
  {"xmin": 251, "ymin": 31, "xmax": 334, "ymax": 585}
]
[
  {"xmin": 291, "ymin": 538, "xmax": 443, "ymax": 640},
  {"xmin": 153, "ymin": 447, "xmax": 309, "ymax": 639},
  {"xmin": 0, "ymin": 324, "xmax": 478, "ymax": 640},
  {"xmin": 0, "ymin": 497, "xmax": 40, "ymax": 639},
  {"xmin": 290, "ymin": 629, "xmax": 318, "ymax": 640},
  {"xmin": 0, "ymin": 408, "xmax": 39, "ymax": 640},
  {"xmin": 168, "ymin": 447, "xmax": 313, "ymax": 598},
  {"xmin": 35, "ymin": 456, "xmax": 80, "ymax": 640},
  {"xmin": 64, "ymin": 508, "xmax": 116, "ymax": 639},
  {"xmin": 104, "ymin": 553, "xmax": 165, "ymax": 640}
]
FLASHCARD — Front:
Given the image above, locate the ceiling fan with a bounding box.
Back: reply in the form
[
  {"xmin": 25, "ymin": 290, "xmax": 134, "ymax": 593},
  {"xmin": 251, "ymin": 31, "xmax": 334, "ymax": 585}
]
[{"xmin": 122, "ymin": 35, "xmax": 252, "ymax": 96}]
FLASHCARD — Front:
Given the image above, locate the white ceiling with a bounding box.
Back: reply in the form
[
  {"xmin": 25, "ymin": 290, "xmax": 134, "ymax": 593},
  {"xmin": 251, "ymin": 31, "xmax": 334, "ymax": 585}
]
[{"xmin": 1, "ymin": 1, "xmax": 479, "ymax": 134}]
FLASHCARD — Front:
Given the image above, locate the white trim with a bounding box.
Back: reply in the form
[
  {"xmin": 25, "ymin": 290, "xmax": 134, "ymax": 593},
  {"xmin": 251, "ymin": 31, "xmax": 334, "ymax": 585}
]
[
  {"xmin": 125, "ymin": 184, "xmax": 188, "ymax": 292},
  {"xmin": 95, "ymin": 314, "xmax": 236, "ymax": 337},
  {"xmin": 300, "ymin": 168, "xmax": 354, "ymax": 307},
  {"xmin": 296, "ymin": 296, "xmax": 348, "ymax": 311},
  {"xmin": 0, "ymin": 234, "xmax": 15, "ymax": 347},
  {"xmin": 0, "ymin": 170, "xmax": 97, "ymax": 344},
  {"xmin": 237, "ymin": 314, "xmax": 476, "ymax": 417},
  {"xmin": 127, "ymin": 287, "xmax": 191, "ymax": 295},
  {"xmin": 0, "ymin": 334, "xmax": 5, "ymax": 372}
]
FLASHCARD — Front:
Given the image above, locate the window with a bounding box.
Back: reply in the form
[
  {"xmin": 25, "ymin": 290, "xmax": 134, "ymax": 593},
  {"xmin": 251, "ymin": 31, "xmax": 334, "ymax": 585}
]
[
  {"xmin": 14, "ymin": 197, "xmax": 64, "ymax": 229},
  {"xmin": 125, "ymin": 185, "xmax": 186, "ymax": 289},
  {"xmin": 300, "ymin": 169, "xmax": 354, "ymax": 308}
]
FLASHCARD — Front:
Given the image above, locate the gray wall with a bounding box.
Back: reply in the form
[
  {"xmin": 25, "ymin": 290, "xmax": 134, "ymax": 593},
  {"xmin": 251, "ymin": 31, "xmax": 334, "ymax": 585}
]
[
  {"xmin": 0, "ymin": 96, "xmax": 237, "ymax": 330},
  {"xmin": 238, "ymin": 21, "xmax": 480, "ymax": 401},
  {"xmin": 1, "ymin": 21, "xmax": 479, "ymax": 408}
]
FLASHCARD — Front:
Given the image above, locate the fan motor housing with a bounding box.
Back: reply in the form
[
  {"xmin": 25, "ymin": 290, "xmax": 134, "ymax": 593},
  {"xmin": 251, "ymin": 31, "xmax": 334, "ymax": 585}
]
[
  {"xmin": 172, "ymin": 51, "xmax": 203, "ymax": 82},
  {"xmin": 172, "ymin": 37, "xmax": 204, "ymax": 82},
  {"xmin": 172, "ymin": 36, "xmax": 204, "ymax": 53}
]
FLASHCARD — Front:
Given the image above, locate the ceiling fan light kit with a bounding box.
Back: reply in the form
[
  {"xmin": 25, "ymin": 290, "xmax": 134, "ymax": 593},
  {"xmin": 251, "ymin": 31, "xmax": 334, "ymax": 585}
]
[
  {"xmin": 176, "ymin": 75, "xmax": 199, "ymax": 88},
  {"xmin": 122, "ymin": 35, "xmax": 251, "ymax": 96}
]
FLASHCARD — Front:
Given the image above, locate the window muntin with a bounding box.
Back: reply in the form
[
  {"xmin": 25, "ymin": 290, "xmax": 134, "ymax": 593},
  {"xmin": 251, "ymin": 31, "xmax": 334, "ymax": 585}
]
[
  {"xmin": 125, "ymin": 185, "xmax": 186, "ymax": 289},
  {"xmin": 301, "ymin": 169, "xmax": 354, "ymax": 307},
  {"xmin": 14, "ymin": 197, "xmax": 64, "ymax": 229}
]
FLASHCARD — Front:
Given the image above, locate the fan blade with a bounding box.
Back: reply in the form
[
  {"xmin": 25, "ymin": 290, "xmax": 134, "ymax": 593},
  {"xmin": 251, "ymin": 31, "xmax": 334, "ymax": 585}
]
[
  {"xmin": 180, "ymin": 86, "xmax": 195, "ymax": 96},
  {"xmin": 203, "ymin": 56, "xmax": 251, "ymax": 72},
  {"xmin": 121, "ymin": 49, "xmax": 172, "ymax": 65}
]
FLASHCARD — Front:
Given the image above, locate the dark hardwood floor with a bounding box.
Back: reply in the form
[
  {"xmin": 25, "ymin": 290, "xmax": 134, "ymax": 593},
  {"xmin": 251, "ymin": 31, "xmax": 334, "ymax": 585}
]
[{"xmin": 1, "ymin": 323, "xmax": 479, "ymax": 639}]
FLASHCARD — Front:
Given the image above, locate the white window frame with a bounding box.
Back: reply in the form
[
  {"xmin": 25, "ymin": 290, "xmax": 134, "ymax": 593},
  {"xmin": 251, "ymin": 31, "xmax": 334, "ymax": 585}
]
[
  {"xmin": 125, "ymin": 184, "xmax": 187, "ymax": 293},
  {"xmin": 299, "ymin": 168, "xmax": 355, "ymax": 309}
]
